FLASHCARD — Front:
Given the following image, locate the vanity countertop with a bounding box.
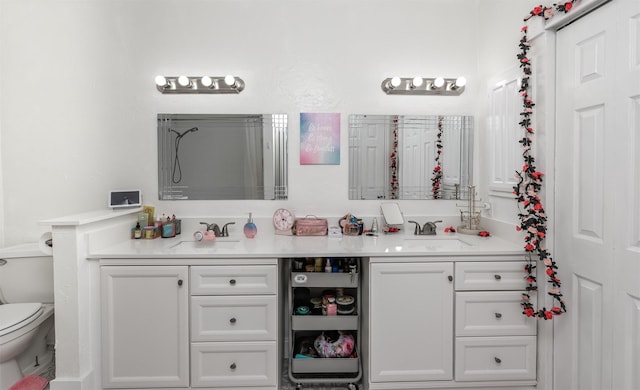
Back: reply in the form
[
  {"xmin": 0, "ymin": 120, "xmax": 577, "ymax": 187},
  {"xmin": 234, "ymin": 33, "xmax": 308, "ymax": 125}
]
[{"xmin": 90, "ymin": 230, "xmax": 524, "ymax": 261}]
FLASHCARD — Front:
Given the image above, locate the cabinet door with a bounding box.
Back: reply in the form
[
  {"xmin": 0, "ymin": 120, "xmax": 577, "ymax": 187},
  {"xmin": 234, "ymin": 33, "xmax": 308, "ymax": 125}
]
[
  {"xmin": 101, "ymin": 266, "xmax": 189, "ymax": 388},
  {"xmin": 369, "ymin": 262, "xmax": 454, "ymax": 382}
]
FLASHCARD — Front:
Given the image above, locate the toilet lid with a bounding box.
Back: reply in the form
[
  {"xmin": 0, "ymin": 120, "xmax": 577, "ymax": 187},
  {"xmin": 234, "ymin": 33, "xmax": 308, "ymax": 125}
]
[{"xmin": 0, "ymin": 303, "xmax": 42, "ymax": 334}]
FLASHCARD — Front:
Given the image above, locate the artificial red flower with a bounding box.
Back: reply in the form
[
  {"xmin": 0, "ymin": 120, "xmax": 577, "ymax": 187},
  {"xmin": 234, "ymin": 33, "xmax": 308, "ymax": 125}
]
[
  {"xmin": 444, "ymin": 226, "xmax": 456, "ymax": 233},
  {"xmin": 544, "ymin": 310, "xmax": 553, "ymax": 319},
  {"xmin": 537, "ymin": 232, "xmax": 545, "ymax": 238},
  {"xmin": 478, "ymin": 231, "xmax": 491, "ymax": 237},
  {"xmin": 534, "ymin": 203, "xmax": 543, "ymax": 211},
  {"xmin": 516, "ymin": 226, "xmax": 522, "ymax": 231},
  {"xmin": 564, "ymin": 2, "xmax": 573, "ymax": 11},
  {"xmin": 551, "ymin": 306, "xmax": 563, "ymax": 314},
  {"xmin": 521, "ymin": 57, "xmax": 529, "ymax": 64},
  {"xmin": 525, "ymin": 243, "xmax": 535, "ymax": 251},
  {"xmin": 521, "ymin": 25, "xmax": 528, "ymax": 32},
  {"xmin": 532, "ymin": 6, "xmax": 543, "ymax": 15},
  {"xmin": 546, "ymin": 268, "xmax": 554, "ymax": 276},
  {"xmin": 524, "ymin": 307, "xmax": 535, "ymax": 317}
]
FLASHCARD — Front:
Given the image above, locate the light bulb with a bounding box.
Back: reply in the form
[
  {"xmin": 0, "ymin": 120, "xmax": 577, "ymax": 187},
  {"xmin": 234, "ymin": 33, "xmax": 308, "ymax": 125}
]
[
  {"xmin": 178, "ymin": 75, "xmax": 191, "ymax": 87},
  {"xmin": 433, "ymin": 77, "xmax": 445, "ymax": 88},
  {"xmin": 454, "ymin": 76, "xmax": 467, "ymax": 88},
  {"xmin": 411, "ymin": 77, "xmax": 424, "ymax": 88},
  {"xmin": 154, "ymin": 75, "xmax": 168, "ymax": 87},
  {"xmin": 224, "ymin": 75, "xmax": 237, "ymax": 87},
  {"xmin": 390, "ymin": 77, "xmax": 402, "ymax": 88},
  {"xmin": 201, "ymin": 76, "xmax": 213, "ymax": 87}
]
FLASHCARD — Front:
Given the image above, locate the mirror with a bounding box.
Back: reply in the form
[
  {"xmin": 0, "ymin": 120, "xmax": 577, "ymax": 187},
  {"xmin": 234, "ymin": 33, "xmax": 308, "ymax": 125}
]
[
  {"xmin": 348, "ymin": 114, "xmax": 473, "ymax": 200},
  {"xmin": 158, "ymin": 114, "xmax": 288, "ymax": 200}
]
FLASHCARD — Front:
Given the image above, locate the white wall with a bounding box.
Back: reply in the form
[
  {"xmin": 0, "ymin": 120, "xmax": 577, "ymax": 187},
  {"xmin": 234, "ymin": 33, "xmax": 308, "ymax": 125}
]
[{"xmin": 1, "ymin": 0, "xmax": 538, "ymax": 246}]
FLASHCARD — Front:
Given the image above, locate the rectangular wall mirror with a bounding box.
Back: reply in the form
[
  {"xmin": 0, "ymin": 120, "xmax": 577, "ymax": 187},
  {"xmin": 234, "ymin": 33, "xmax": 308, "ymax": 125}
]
[
  {"xmin": 348, "ymin": 114, "xmax": 473, "ymax": 200},
  {"xmin": 158, "ymin": 113, "xmax": 288, "ymax": 200}
]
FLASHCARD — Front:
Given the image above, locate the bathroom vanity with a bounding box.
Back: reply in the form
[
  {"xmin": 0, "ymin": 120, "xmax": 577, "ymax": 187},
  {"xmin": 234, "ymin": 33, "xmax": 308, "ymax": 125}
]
[{"xmin": 93, "ymin": 228, "xmax": 535, "ymax": 390}]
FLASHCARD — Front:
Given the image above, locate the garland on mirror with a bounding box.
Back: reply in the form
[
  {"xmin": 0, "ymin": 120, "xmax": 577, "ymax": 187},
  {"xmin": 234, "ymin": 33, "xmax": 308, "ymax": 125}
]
[
  {"xmin": 389, "ymin": 116, "xmax": 399, "ymax": 199},
  {"xmin": 431, "ymin": 116, "xmax": 444, "ymax": 199},
  {"xmin": 514, "ymin": 1, "xmax": 576, "ymax": 319}
]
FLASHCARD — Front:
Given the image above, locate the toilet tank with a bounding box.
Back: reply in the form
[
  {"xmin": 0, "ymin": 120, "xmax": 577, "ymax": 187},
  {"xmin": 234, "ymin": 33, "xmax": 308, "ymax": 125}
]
[{"xmin": 0, "ymin": 243, "xmax": 54, "ymax": 304}]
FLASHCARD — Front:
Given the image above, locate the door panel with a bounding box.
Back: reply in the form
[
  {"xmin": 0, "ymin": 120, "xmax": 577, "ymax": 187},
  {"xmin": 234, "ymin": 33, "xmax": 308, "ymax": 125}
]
[{"xmin": 555, "ymin": 0, "xmax": 640, "ymax": 389}]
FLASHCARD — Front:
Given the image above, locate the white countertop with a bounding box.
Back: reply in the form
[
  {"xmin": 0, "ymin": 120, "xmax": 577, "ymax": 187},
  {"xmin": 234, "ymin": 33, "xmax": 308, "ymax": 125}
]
[{"xmin": 90, "ymin": 230, "xmax": 524, "ymax": 261}]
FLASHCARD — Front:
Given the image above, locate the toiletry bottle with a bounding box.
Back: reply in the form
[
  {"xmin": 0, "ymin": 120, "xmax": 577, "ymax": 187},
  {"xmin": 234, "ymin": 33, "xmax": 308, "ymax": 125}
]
[
  {"xmin": 134, "ymin": 222, "xmax": 142, "ymax": 239},
  {"xmin": 244, "ymin": 212, "xmax": 257, "ymax": 238}
]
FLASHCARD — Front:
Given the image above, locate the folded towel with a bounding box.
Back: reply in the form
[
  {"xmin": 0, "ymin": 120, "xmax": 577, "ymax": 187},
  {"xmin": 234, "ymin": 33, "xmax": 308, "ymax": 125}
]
[{"xmin": 9, "ymin": 375, "xmax": 49, "ymax": 390}]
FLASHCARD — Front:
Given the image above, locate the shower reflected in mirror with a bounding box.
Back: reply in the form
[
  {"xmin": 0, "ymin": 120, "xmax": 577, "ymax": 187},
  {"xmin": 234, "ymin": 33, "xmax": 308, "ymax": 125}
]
[{"xmin": 158, "ymin": 114, "xmax": 288, "ymax": 200}]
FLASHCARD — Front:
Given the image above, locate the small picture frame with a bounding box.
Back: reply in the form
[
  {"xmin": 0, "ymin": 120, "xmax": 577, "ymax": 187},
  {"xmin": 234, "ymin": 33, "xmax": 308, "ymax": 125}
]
[{"xmin": 109, "ymin": 190, "xmax": 142, "ymax": 209}]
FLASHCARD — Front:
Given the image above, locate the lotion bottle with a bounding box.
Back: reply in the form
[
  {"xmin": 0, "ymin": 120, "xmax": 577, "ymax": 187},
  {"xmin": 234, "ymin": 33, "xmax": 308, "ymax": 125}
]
[{"xmin": 243, "ymin": 213, "xmax": 257, "ymax": 238}]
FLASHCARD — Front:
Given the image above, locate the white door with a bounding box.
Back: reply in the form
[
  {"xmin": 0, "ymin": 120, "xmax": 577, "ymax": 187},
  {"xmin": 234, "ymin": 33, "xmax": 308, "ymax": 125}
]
[
  {"xmin": 101, "ymin": 266, "xmax": 189, "ymax": 388},
  {"xmin": 369, "ymin": 261, "xmax": 454, "ymax": 383},
  {"xmin": 554, "ymin": 0, "xmax": 640, "ymax": 389},
  {"xmin": 350, "ymin": 116, "xmax": 390, "ymax": 199}
]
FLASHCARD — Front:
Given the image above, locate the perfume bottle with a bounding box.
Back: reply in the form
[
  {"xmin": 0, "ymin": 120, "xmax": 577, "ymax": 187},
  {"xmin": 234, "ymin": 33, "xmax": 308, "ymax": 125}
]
[{"xmin": 243, "ymin": 213, "xmax": 257, "ymax": 238}]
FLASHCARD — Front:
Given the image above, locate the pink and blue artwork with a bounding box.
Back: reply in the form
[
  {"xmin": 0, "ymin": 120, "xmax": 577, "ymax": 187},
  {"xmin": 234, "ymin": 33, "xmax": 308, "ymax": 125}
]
[{"xmin": 300, "ymin": 112, "xmax": 340, "ymax": 165}]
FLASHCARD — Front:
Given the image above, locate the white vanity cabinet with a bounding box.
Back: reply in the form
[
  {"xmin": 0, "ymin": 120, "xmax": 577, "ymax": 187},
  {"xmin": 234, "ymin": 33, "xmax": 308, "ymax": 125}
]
[
  {"xmin": 189, "ymin": 265, "xmax": 278, "ymax": 389},
  {"xmin": 367, "ymin": 257, "xmax": 536, "ymax": 390},
  {"xmin": 100, "ymin": 265, "xmax": 189, "ymax": 388},
  {"xmin": 369, "ymin": 260, "xmax": 455, "ymax": 384}
]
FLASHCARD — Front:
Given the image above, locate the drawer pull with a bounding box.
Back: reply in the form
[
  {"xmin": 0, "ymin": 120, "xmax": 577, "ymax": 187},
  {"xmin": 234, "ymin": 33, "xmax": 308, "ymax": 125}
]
[
  {"xmin": 494, "ymin": 357, "xmax": 502, "ymax": 364},
  {"xmin": 494, "ymin": 274, "xmax": 502, "ymax": 280},
  {"xmin": 495, "ymin": 312, "xmax": 502, "ymax": 319},
  {"xmin": 448, "ymin": 275, "xmax": 453, "ymax": 282},
  {"xmin": 230, "ymin": 362, "xmax": 237, "ymax": 370},
  {"xmin": 229, "ymin": 317, "xmax": 237, "ymax": 324},
  {"xmin": 177, "ymin": 279, "xmax": 183, "ymax": 286},
  {"xmin": 229, "ymin": 279, "xmax": 237, "ymax": 285}
]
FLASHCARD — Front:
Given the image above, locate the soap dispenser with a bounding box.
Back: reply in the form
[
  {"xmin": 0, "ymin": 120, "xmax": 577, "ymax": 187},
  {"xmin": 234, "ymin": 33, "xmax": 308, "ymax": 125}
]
[{"xmin": 243, "ymin": 213, "xmax": 257, "ymax": 238}]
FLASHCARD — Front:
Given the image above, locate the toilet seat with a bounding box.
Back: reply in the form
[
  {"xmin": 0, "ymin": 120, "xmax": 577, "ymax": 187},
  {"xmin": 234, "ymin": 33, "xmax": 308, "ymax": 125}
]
[{"xmin": 0, "ymin": 303, "xmax": 43, "ymax": 337}]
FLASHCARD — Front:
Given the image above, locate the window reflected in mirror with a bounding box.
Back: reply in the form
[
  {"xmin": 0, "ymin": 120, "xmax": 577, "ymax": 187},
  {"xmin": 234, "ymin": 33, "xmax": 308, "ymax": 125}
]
[
  {"xmin": 158, "ymin": 114, "xmax": 288, "ymax": 200},
  {"xmin": 348, "ymin": 114, "xmax": 473, "ymax": 200}
]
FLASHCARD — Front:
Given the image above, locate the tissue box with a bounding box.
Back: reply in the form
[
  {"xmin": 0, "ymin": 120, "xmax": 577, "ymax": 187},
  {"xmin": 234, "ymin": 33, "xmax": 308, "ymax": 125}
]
[{"xmin": 293, "ymin": 216, "xmax": 328, "ymax": 236}]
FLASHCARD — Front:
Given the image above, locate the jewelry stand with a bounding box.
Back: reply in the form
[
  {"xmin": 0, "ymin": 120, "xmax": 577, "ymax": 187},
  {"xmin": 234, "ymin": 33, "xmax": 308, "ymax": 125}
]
[{"xmin": 457, "ymin": 185, "xmax": 485, "ymax": 235}]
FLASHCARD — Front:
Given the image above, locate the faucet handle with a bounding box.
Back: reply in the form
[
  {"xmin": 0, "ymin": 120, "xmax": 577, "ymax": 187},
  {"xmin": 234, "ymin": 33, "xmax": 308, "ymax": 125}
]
[
  {"xmin": 408, "ymin": 220, "xmax": 422, "ymax": 235},
  {"xmin": 222, "ymin": 222, "xmax": 236, "ymax": 237}
]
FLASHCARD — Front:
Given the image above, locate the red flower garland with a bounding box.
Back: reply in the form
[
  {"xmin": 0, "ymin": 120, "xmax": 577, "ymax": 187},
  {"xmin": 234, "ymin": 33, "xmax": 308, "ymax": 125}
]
[
  {"xmin": 431, "ymin": 116, "xmax": 444, "ymax": 199},
  {"xmin": 514, "ymin": 1, "xmax": 576, "ymax": 320},
  {"xmin": 390, "ymin": 116, "xmax": 399, "ymax": 199}
]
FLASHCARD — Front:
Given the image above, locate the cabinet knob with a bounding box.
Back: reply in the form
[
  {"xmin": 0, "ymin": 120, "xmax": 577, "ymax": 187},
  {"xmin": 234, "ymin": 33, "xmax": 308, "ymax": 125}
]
[
  {"xmin": 177, "ymin": 279, "xmax": 183, "ymax": 286},
  {"xmin": 448, "ymin": 275, "xmax": 453, "ymax": 282},
  {"xmin": 495, "ymin": 312, "xmax": 502, "ymax": 319},
  {"xmin": 230, "ymin": 362, "xmax": 237, "ymax": 370},
  {"xmin": 229, "ymin": 317, "xmax": 237, "ymax": 324},
  {"xmin": 494, "ymin": 274, "xmax": 502, "ymax": 280},
  {"xmin": 229, "ymin": 279, "xmax": 236, "ymax": 285},
  {"xmin": 494, "ymin": 357, "xmax": 502, "ymax": 364}
]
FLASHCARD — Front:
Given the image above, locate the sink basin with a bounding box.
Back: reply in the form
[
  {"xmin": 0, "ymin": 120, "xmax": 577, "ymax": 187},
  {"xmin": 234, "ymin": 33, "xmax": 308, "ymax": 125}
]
[
  {"xmin": 170, "ymin": 239, "xmax": 239, "ymax": 251},
  {"xmin": 386, "ymin": 237, "xmax": 471, "ymax": 252}
]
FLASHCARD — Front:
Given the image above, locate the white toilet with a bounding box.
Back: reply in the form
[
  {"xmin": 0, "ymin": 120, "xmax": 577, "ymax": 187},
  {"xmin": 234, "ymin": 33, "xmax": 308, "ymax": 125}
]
[{"xmin": 0, "ymin": 243, "xmax": 55, "ymax": 389}]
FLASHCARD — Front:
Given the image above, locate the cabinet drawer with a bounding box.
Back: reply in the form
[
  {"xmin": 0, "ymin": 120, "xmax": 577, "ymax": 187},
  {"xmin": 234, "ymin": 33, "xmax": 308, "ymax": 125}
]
[
  {"xmin": 456, "ymin": 292, "xmax": 537, "ymax": 336},
  {"xmin": 455, "ymin": 262, "xmax": 528, "ymax": 291},
  {"xmin": 455, "ymin": 336, "xmax": 536, "ymax": 381},
  {"xmin": 191, "ymin": 296, "xmax": 277, "ymax": 341},
  {"xmin": 191, "ymin": 341, "xmax": 277, "ymax": 387},
  {"xmin": 191, "ymin": 265, "xmax": 277, "ymax": 295}
]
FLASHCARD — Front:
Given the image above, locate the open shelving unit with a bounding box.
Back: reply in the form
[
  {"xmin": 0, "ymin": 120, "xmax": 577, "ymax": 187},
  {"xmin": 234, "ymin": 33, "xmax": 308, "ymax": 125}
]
[{"xmin": 285, "ymin": 257, "xmax": 362, "ymax": 390}]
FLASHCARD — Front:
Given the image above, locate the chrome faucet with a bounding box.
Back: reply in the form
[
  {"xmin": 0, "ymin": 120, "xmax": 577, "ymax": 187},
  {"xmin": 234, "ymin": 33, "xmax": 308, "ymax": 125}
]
[
  {"xmin": 200, "ymin": 222, "xmax": 235, "ymax": 237},
  {"xmin": 408, "ymin": 220, "xmax": 442, "ymax": 235},
  {"xmin": 200, "ymin": 222, "xmax": 221, "ymax": 236}
]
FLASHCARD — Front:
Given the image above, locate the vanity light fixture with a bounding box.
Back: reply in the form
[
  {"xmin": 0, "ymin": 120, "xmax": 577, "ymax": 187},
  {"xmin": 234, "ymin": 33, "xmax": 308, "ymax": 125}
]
[
  {"xmin": 154, "ymin": 75, "xmax": 245, "ymax": 94},
  {"xmin": 381, "ymin": 76, "xmax": 467, "ymax": 95}
]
